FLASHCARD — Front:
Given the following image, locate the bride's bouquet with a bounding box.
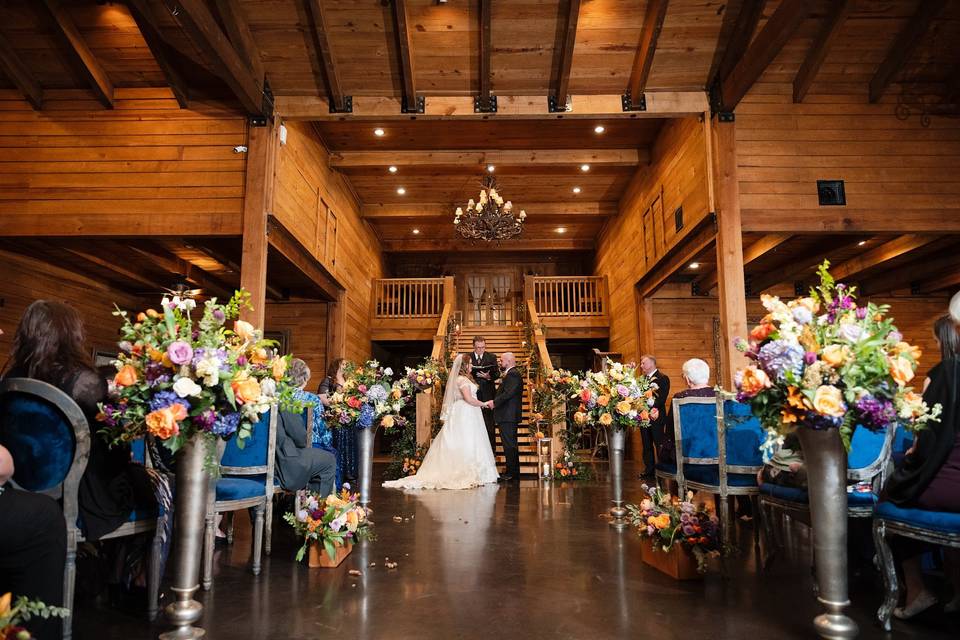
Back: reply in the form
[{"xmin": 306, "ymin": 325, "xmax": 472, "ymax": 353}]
[{"xmin": 326, "ymin": 360, "xmax": 411, "ymax": 430}]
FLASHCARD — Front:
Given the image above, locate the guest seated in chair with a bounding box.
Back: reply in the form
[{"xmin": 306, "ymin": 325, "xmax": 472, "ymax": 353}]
[
  {"xmin": 0, "ymin": 444, "xmax": 66, "ymax": 640},
  {"xmin": 882, "ymin": 315, "xmax": 960, "ymax": 619},
  {"xmin": 757, "ymin": 434, "xmax": 806, "ymax": 489},
  {"xmin": 2, "ymin": 301, "xmax": 157, "ymax": 541},
  {"xmin": 288, "ymin": 358, "xmax": 340, "ymax": 488},
  {"xmin": 658, "ymin": 358, "xmax": 715, "ymax": 464},
  {"xmin": 275, "ymin": 404, "xmax": 337, "ymax": 496}
]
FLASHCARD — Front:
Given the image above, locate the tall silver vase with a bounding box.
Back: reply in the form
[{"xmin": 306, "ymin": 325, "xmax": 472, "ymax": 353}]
[
  {"xmin": 607, "ymin": 426, "xmax": 628, "ymax": 530},
  {"xmin": 357, "ymin": 425, "xmax": 379, "ymax": 509},
  {"xmin": 796, "ymin": 428, "xmax": 859, "ymax": 640},
  {"xmin": 160, "ymin": 434, "xmax": 210, "ymax": 640}
]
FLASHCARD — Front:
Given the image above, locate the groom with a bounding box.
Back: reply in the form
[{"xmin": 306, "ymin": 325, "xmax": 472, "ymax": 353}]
[{"xmin": 487, "ymin": 352, "xmax": 523, "ymax": 482}]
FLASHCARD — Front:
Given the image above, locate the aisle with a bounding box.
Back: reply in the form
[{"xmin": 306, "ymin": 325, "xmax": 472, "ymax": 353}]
[{"xmin": 77, "ymin": 463, "xmax": 957, "ymax": 640}]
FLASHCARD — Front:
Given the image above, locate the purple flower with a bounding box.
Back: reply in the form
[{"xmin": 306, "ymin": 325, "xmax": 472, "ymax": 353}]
[
  {"xmin": 792, "ymin": 306, "xmax": 813, "ymax": 325},
  {"xmin": 804, "ymin": 351, "xmax": 817, "ymax": 365},
  {"xmin": 211, "ymin": 412, "xmax": 241, "ymax": 437},
  {"xmin": 617, "ymin": 384, "xmax": 630, "ymax": 398},
  {"xmin": 149, "ymin": 390, "xmax": 190, "ymax": 413},
  {"xmin": 212, "ymin": 309, "xmax": 226, "ymax": 324},
  {"xmin": 757, "ymin": 340, "xmax": 804, "ymax": 381},
  {"xmin": 855, "ymin": 306, "xmax": 868, "ymax": 320},
  {"xmin": 682, "ymin": 524, "xmax": 696, "ymax": 536},
  {"xmin": 167, "ymin": 341, "xmax": 194, "ymax": 366},
  {"xmin": 889, "ymin": 330, "xmax": 902, "ymax": 343},
  {"xmin": 237, "ymin": 355, "xmax": 247, "ymax": 366},
  {"xmin": 855, "ymin": 394, "xmax": 897, "ymax": 431}
]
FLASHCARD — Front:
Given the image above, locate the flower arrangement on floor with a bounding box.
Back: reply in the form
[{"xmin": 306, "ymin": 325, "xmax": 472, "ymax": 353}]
[
  {"xmin": 383, "ymin": 418, "xmax": 426, "ymax": 481},
  {"xmin": 626, "ymin": 485, "xmax": 721, "ymax": 573},
  {"xmin": 98, "ymin": 290, "xmax": 298, "ymax": 454},
  {"xmin": 283, "ymin": 485, "xmax": 374, "ymax": 562},
  {"xmin": 735, "ymin": 262, "xmax": 940, "ymax": 452},
  {"xmin": 405, "ymin": 358, "xmax": 445, "ymax": 392},
  {"xmin": 326, "ymin": 360, "xmax": 411, "ymax": 431},
  {"xmin": 0, "ymin": 593, "xmax": 68, "ymax": 640},
  {"xmin": 553, "ymin": 447, "xmax": 593, "ymax": 480},
  {"xmin": 572, "ymin": 359, "xmax": 656, "ymax": 431}
]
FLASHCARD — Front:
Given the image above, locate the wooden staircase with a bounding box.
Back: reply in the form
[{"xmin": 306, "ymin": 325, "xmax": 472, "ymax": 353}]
[{"xmin": 454, "ymin": 324, "xmax": 539, "ymax": 476}]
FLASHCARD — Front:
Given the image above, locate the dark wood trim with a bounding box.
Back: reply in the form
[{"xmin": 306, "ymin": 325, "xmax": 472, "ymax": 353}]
[
  {"xmin": 709, "ymin": 0, "xmax": 766, "ymax": 91},
  {"xmin": 42, "ymin": 0, "xmax": 114, "ymax": 108},
  {"xmin": 627, "ymin": 0, "xmax": 669, "ymax": 105},
  {"xmin": 127, "ymin": 0, "xmax": 189, "ymax": 108},
  {"xmin": 213, "ymin": 0, "xmax": 265, "ymax": 84},
  {"xmin": 869, "ymin": 0, "xmax": 948, "ymax": 103},
  {"xmin": 392, "ymin": 0, "xmax": 418, "ymax": 112},
  {"xmin": 793, "ymin": 0, "xmax": 853, "ymax": 103},
  {"xmin": 304, "ymin": 0, "xmax": 347, "ymax": 112},
  {"xmin": 0, "ymin": 29, "xmax": 43, "ymax": 109},
  {"xmin": 478, "ymin": 0, "xmax": 492, "ymax": 109},
  {"xmin": 550, "ymin": 0, "xmax": 582, "ymax": 108}
]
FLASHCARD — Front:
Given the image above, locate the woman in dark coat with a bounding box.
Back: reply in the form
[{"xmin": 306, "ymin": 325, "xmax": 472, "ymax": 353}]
[
  {"xmin": 318, "ymin": 358, "xmax": 357, "ymax": 482},
  {"xmin": 883, "ymin": 315, "xmax": 960, "ymax": 618}
]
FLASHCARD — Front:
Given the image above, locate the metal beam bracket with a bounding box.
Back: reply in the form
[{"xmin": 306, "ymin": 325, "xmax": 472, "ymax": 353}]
[
  {"xmin": 691, "ymin": 281, "xmax": 702, "ymax": 297},
  {"xmin": 474, "ymin": 95, "xmax": 498, "ymax": 113},
  {"xmin": 328, "ymin": 95, "xmax": 353, "ymax": 114},
  {"xmin": 249, "ymin": 115, "xmax": 268, "ymax": 127},
  {"xmin": 401, "ymin": 95, "xmax": 426, "ymax": 114},
  {"xmin": 716, "ymin": 110, "xmax": 735, "ymax": 123},
  {"xmin": 621, "ymin": 90, "xmax": 647, "ymax": 112},
  {"xmin": 547, "ymin": 94, "xmax": 571, "ymax": 113}
]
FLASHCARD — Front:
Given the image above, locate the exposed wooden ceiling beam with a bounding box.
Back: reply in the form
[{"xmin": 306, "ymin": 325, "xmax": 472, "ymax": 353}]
[
  {"xmin": 213, "ymin": 0, "xmax": 265, "ymax": 85},
  {"xmin": 63, "ymin": 247, "xmax": 165, "ymax": 292},
  {"xmin": 860, "ymin": 251, "xmax": 960, "ymax": 296},
  {"xmin": 869, "ymin": 0, "xmax": 948, "ymax": 104},
  {"xmin": 710, "ymin": 0, "xmax": 766, "ymax": 90},
  {"xmin": 741, "ymin": 209, "xmax": 960, "ymax": 234},
  {"xmin": 829, "ymin": 235, "xmax": 938, "ymax": 281},
  {"xmin": 0, "ymin": 30, "xmax": 43, "ymax": 109},
  {"xmin": 275, "ymin": 91, "xmax": 708, "ymax": 120},
  {"xmin": 626, "ymin": 0, "xmax": 669, "ymax": 108},
  {"xmin": 303, "ymin": 0, "xmax": 347, "ymax": 112},
  {"xmin": 331, "ymin": 149, "xmax": 644, "ymax": 169},
  {"xmin": 793, "ymin": 0, "xmax": 853, "ymax": 103},
  {"xmin": 163, "ymin": 0, "xmax": 265, "ymax": 115},
  {"xmin": 913, "ymin": 269, "xmax": 960, "ymax": 295},
  {"xmin": 127, "ymin": 0, "xmax": 189, "ymax": 108},
  {"xmin": 718, "ymin": 0, "xmax": 807, "ymax": 112},
  {"xmin": 478, "ymin": 0, "xmax": 492, "ymax": 110},
  {"xmin": 42, "ymin": 0, "xmax": 114, "ymax": 108},
  {"xmin": 750, "ymin": 237, "xmax": 861, "ymax": 294},
  {"xmin": 125, "ymin": 242, "xmax": 236, "ymax": 299},
  {"xmin": 695, "ymin": 232, "xmax": 790, "ymax": 292},
  {"xmin": 362, "ymin": 202, "xmax": 618, "ymax": 219},
  {"xmin": 550, "ymin": 0, "xmax": 582, "ymax": 110},
  {"xmin": 392, "ymin": 0, "xmax": 419, "ymax": 113},
  {"xmin": 380, "ymin": 238, "xmax": 594, "ymax": 253}
]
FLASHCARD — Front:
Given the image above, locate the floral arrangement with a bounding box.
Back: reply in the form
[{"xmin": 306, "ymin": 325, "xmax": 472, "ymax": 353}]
[
  {"xmin": 553, "ymin": 447, "xmax": 593, "ymax": 480},
  {"xmin": 405, "ymin": 358, "xmax": 444, "ymax": 392},
  {"xmin": 572, "ymin": 359, "xmax": 656, "ymax": 431},
  {"xmin": 0, "ymin": 593, "xmax": 68, "ymax": 640},
  {"xmin": 326, "ymin": 360, "xmax": 411, "ymax": 430},
  {"xmin": 626, "ymin": 485, "xmax": 721, "ymax": 572},
  {"xmin": 400, "ymin": 444, "xmax": 427, "ymax": 476},
  {"xmin": 98, "ymin": 291, "xmax": 298, "ymax": 453},
  {"xmin": 735, "ymin": 262, "xmax": 940, "ymax": 452},
  {"xmin": 283, "ymin": 486, "xmax": 373, "ymax": 562}
]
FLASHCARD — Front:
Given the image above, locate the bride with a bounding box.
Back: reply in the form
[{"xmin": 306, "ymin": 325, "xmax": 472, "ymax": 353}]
[{"xmin": 383, "ymin": 354, "xmax": 499, "ymax": 490}]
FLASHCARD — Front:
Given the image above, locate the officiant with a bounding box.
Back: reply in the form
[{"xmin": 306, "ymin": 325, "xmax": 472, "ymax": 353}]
[{"xmin": 468, "ymin": 336, "xmax": 500, "ymax": 448}]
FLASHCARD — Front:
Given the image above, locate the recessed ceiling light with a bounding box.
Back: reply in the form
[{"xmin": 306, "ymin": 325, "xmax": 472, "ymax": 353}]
[
  {"xmin": 556, "ymin": 227, "xmax": 567, "ymax": 234},
  {"xmin": 857, "ymin": 240, "xmax": 866, "ymax": 246},
  {"xmin": 594, "ymin": 125, "xmax": 605, "ymax": 134},
  {"xmin": 374, "ymin": 128, "xmax": 385, "ymax": 137},
  {"xmin": 689, "ymin": 262, "xmax": 700, "ymax": 269},
  {"xmin": 396, "ymin": 187, "xmax": 406, "ymax": 195},
  {"xmin": 388, "ymin": 165, "xmax": 398, "ymax": 173},
  {"xmin": 487, "ymin": 164, "xmax": 495, "ymax": 173},
  {"xmin": 580, "ymin": 164, "xmax": 590, "ymax": 172},
  {"xmin": 572, "ymin": 186, "xmax": 581, "ymax": 194},
  {"xmin": 412, "ymin": 228, "xmax": 420, "ymax": 235}
]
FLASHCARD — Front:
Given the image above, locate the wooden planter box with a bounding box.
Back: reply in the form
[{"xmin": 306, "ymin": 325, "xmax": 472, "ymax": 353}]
[
  {"xmin": 308, "ymin": 541, "xmax": 353, "ymax": 568},
  {"xmin": 639, "ymin": 541, "xmax": 702, "ymax": 580}
]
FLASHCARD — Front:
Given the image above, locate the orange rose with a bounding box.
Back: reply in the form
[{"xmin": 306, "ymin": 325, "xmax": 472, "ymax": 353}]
[
  {"xmin": 597, "ymin": 395, "xmax": 610, "ymax": 407},
  {"xmin": 813, "ymin": 385, "xmax": 846, "ymax": 418},
  {"xmin": 639, "ymin": 410, "xmax": 649, "ymax": 421},
  {"xmin": 169, "ymin": 402, "xmax": 188, "ymax": 421},
  {"xmin": 148, "ymin": 346, "xmax": 165, "ymax": 363},
  {"xmin": 234, "ymin": 320, "xmax": 256, "ymax": 343},
  {"xmin": 136, "ymin": 312, "xmax": 148, "ymax": 322},
  {"xmin": 232, "ymin": 377, "xmax": 262, "ymax": 404},
  {"xmin": 599, "ymin": 412, "xmax": 613, "ymax": 426},
  {"xmin": 272, "ymin": 357, "xmax": 287, "ymax": 381},
  {"xmin": 145, "ymin": 308, "xmax": 160, "ymax": 319},
  {"xmin": 615, "ymin": 400, "xmax": 632, "ymax": 415},
  {"xmin": 894, "ymin": 341, "xmax": 922, "ymax": 362},
  {"xmin": 114, "ymin": 364, "xmax": 139, "ymax": 387},
  {"xmin": 739, "ymin": 367, "xmax": 772, "ymax": 397},
  {"xmin": 574, "ymin": 411, "xmax": 588, "ymax": 425},
  {"xmin": 145, "ymin": 407, "xmax": 179, "ymax": 439},
  {"xmin": 889, "ymin": 355, "xmax": 915, "ymax": 387},
  {"xmin": 821, "ymin": 344, "xmax": 851, "ymax": 368},
  {"xmin": 249, "ymin": 347, "xmax": 269, "ymax": 365},
  {"xmin": 750, "ymin": 323, "xmax": 775, "ymax": 342}
]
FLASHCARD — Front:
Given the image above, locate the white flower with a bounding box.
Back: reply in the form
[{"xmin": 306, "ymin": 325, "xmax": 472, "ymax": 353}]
[
  {"xmin": 384, "ymin": 367, "xmax": 393, "ymax": 377},
  {"xmin": 172, "ymin": 377, "xmax": 202, "ymax": 398},
  {"xmin": 838, "ymin": 323, "xmax": 863, "ymax": 342},
  {"xmin": 194, "ymin": 355, "xmax": 221, "ymax": 387},
  {"xmin": 296, "ymin": 509, "xmax": 309, "ymax": 522},
  {"xmin": 260, "ymin": 378, "xmax": 277, "ymax": 397},
  {"xmin": 330, "ymin": 515, "xmax": 347, "ymax": 532}
]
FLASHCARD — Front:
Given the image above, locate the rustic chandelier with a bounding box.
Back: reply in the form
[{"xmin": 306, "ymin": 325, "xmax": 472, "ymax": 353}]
[{"xmin": 453, "ymin": 176, "xmax": 526, "ymax": 242}]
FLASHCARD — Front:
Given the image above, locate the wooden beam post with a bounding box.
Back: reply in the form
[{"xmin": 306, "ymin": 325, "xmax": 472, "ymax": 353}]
[
  {"xmin": 43, "ymin": 0, "xmax": 114, "ymax": 108},
  {"xmin": 478, "ymin": 0, "xmax": 493, "ymax": 111},
  {"xmin": 626, "ymin": 0, "xmax": 669, "ymax": 108},
  {"xmin": 443, "ymin": 276, "xmax": 456, "ymax": 310},
  {"xmin": 326, "ymin": 289, "xmax": 348, "ymax": 366},
  {"xmin": 240, "ymin": 120, "xmax": 281, "ymax": 326},
  {"xmin": 0, "ymin": 30, "xmax": 43, "ymax": 109},
  {"xmin": 709, "ymin": 116, "xmax": 747, "ymax": 389},
  {"xmin": 415, "ymin": 392, "xmax": 432, "ymax": 445},
  {"xmin": 869, "ymin": 0, "xmax": 947, "ymax": 103},
  {"xmin": 550, "ymin": 0, "xmax": 582, "ymax": 110},
  {"xmin": 392, "ymin": 0, "xmax": 419, "ymax": 112},
  {"xmin": 792, "ymin": 0, "xmax": 853, "ymax": 103}
]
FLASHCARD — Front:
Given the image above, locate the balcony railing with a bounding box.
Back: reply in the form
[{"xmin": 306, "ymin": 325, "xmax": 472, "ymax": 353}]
[
  {"xmin": 373, "ymin": 277, "xmax": 453, "ymax": 319},
  {"xmin": 525, "ymin": 276, "xmax": 607, "ymax": 317}
]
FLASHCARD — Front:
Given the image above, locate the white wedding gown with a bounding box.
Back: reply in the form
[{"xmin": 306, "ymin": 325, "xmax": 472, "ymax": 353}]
[{"xmin": 383, "ymin": 376, "xmax": 499, "ymax": 490}]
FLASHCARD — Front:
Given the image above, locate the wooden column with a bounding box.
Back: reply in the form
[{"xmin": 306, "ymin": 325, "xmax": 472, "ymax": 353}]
[
  {"xmin": 326, "ymin": 289, "xmax": 347, "ymax": 367},
  {"xmin": 240, "ymin": 119, "xmax": 280, "ymax": 326},
  {"xmin": 709, "ymin": 116, "xmax": 748, "ymax": 389},
  {"xmin": 415, "ymin": 391, "xmax": 432, "ymax": 445},
  {"xmin": 443, "ymin": 276, "xmax": 456, "ymax": 310}
]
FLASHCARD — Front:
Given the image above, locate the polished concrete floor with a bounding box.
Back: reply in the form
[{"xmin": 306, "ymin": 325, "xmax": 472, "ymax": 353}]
[{"xmin": 76, "ymin": 462, "xmax": 959, "ymax": 640}]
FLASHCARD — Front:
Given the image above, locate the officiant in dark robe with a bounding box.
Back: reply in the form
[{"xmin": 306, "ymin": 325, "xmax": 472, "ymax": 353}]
[{"xmin": 468, "ymin": 336, "xmax": 500, "ymax": 448}]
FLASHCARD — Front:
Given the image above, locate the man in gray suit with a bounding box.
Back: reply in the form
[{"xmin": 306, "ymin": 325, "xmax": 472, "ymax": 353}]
[{"xmin": 275, "ymin": 359, "xmax": 337, "ymax": 495}]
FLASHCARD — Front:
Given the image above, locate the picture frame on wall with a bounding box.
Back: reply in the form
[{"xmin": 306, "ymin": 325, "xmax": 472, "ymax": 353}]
[{"xmin": 265, "ymin": 330, "xmax": 290, "ymax": 355}]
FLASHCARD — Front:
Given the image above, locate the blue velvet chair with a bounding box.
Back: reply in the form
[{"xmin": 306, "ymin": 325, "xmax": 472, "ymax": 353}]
[
  {"xmin": 873, "ymin": 502, "xmax": 960, "ymax": 630},
  {"xmin": 672, "ymin": 394, "xmax": 765, "ymax": 547},
  {"xmin": 0, "ymin": 378, "xmax": 163, "ymax": 639},
  {"xmin": 202, "ymin": 407, "xmax": 277, "ymax": 590}
]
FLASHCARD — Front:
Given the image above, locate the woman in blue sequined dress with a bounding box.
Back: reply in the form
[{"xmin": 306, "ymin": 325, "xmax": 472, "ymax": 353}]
[{"xmin": 288, "ymin": 358, "xmax": 341, "ymax": 489}]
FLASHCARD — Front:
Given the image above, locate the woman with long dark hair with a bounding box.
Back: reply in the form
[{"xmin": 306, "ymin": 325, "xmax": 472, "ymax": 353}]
[
  {"xmin": 3, "ymin": 300, "xmax": 156, "ymax": 540},
  {"xmin": 318, "ymin": 358, "xmax": 357, "ymax": 482},
  {"xmin": 882, "ymin": 314, "xmax": 960, "ymax": 618}
]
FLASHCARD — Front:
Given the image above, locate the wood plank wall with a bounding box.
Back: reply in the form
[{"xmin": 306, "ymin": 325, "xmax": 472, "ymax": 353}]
[
  {"xmin": 274, "ymin": 121, "xmax": 385, "ymax": 364},
  {"xmin": 594, "ymin": 115, "xmax": 710, "ymax": 361},
  {"xmin": 0, "ymin": 89, "xmax": 247, "ymax": 236},
  {"xmin": 264, "ymin": 301, "xmax": 329, "ymax": 390}
]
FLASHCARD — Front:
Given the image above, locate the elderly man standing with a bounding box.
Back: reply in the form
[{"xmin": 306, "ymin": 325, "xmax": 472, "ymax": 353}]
[{"xmin": 639, "ymin": 354, "xmax": 670, "ymax": 479}]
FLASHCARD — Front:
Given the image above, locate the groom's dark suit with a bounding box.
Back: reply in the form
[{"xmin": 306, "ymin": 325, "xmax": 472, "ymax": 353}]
[
  {"xmin": 493, "ymin": 367, "xmax": 523, "ymax": 479},
  {"xmin": 468, "ymin": 350, "xmax": 500, "ymax": 448}
]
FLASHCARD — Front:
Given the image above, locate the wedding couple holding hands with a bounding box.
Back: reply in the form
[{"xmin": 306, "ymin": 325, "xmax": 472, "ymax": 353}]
[{"xmin": 383, "ymin": 337, "xmax": 522, "ymax": 491}]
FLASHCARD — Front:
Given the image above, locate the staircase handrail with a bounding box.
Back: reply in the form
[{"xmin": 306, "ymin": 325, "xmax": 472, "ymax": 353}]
[{"xmin": 418, "ymin": 303, "xmax": 453, "ymax": 445}]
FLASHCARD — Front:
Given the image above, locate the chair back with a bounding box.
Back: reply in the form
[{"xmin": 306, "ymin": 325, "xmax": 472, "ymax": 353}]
[
  {"xmin": 847, "ymin": 422, "xmax": 895, "ymax": 486},
  {"xmin": 303, "ymin": 404, "xmax": 315, "ymax": 448},
  {"xmin": 218, "ymin": 406, "xmax": 277, "ymax": 495},
  {"xmin": 673, "ymin": 396, "xmax": 719, "ymax": 465},
  {"xmin": 0, "ymin": 378, "xmax": 89, "ymax": 524},
  {"xmin": 718, "ymin": 398, "xmax": 764, "ymax": 470}
]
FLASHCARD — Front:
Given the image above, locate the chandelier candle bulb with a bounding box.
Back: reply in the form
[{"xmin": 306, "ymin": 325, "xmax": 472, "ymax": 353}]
[{"xmin": 454, "ymin": 175, "xmax": 526, "ymax": 242}]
